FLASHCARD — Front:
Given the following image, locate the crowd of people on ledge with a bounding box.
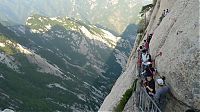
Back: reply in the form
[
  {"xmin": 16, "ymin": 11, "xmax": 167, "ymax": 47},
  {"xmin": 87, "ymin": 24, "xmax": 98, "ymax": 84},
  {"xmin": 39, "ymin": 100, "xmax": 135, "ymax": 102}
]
[
  {"xmin": 135, "ymin": 7, "xmax": 197, "ymax": 112},
  {"xmin": 137, "ymin": 33, "xmax": 170, "ymax": 109}
]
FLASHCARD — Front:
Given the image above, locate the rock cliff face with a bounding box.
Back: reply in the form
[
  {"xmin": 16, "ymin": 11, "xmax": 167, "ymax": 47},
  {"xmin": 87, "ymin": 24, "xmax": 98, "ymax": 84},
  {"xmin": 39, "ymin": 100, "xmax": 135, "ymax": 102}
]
[{"xmin": 99, "ymin": 0, "xmax": 199, "ymax": 111}]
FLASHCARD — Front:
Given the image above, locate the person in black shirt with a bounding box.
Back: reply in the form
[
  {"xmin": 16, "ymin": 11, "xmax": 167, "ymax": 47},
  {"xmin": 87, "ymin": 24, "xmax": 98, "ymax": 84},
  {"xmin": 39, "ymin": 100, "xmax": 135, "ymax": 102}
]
[
  {"xmin": 143, "ymin": 64, "xmax": 156, "ymax": 78},
  {"xmin": 146, "ymin": 67, "xmax": 154, "ymax": 76},
  {"xmin": 143, "ymin": 75, "xmax": 155, "ymax": 97}
]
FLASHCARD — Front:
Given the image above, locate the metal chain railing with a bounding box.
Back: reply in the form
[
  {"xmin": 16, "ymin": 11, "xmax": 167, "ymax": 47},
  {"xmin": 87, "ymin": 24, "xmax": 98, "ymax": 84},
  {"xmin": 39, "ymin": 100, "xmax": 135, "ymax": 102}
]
[
  {"xmin": 135, "ymin": 54, "xmax": 162, "ymax": 112},
  {"xmin": 138, "ymin": 86, "xmax": 162, "ymax": 112}
]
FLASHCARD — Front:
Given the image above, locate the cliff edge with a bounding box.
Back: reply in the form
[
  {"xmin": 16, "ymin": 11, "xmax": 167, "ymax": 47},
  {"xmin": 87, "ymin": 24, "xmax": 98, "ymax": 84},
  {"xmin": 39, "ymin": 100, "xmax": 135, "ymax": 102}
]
[{"xmin": 99, "ymin": 0, "xmax": 199, "ymax": 111}]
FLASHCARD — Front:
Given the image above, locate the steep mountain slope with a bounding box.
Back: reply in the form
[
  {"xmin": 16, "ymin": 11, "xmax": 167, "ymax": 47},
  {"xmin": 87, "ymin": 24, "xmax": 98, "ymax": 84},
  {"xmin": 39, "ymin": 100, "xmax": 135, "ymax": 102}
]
[
  {"xmin": 147, "ymin": 0, "xmax": 199, "ymax": 110},
  {"xmin": 0, "ymin": 0, "xmax": 152, "ymax": 33},
  {"xmin": 99, "ymin": 0, "xmax": 199, "ymax": 111},
  {"xmin": 0, "ymin": 15, "xmax": 132, "ymax": 111}
]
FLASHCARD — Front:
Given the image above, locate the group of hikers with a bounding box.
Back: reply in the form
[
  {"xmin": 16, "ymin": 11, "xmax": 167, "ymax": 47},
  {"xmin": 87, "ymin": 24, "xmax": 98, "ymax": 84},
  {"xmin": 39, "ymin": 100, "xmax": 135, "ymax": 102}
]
[
  {"xmin": 137, "ymin": 33, "xmax": 170, "ymax": 109},
  {"xmin": 158, "ymin": 9, "xmax": 169, "ymax": 25},
  {"xmin": 163, "ymin": 9, "xmax": 169, "ymax": 16},
  {"xmin": 135, "ymin": 7, "xmax": 197, "ymax": 111}
]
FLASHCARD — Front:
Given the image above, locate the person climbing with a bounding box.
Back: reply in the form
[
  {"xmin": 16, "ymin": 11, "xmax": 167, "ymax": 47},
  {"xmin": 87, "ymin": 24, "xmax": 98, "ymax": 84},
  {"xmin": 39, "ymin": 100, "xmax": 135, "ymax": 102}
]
[
  {"xmin": 143, "ymin": 75, "xmax": 155, "ymax": 97},
  {"xmin": 141, "ymin": 49, "xmax": 151, "ymax": 62},
  {"xmin": 154, "ymin": 78, "xmax": 170, "ymax": 109},
  {"xmin": 142, "ymin": 49, "xmax": 151, "ymax": 65},
  {"xmin": 142, "ymin": 40, "xmax": 146, "ymax": 48},
  {"xmin": 145, "ymin": 64, "xmax": 156, "ymax": 77},
  {"xmin": 137, "ymin": 46, "xmax": 143, "ymax": 76},
  {"xmin": 141, "ymin": 63, "xmax": 157, "ymax": 79},
  {"xmin": 141, "ymin": 49, "xmax": 151, "ymax": 70},
  {"xmin": 137, "ymin": 46, "xmax": 143, "ymax": 58},
  {"xmin": 159, "ymin": 10, "xmax": 166, "ymax": 24},
  {"xmin": 166, "ymin": 9, "xmax": 169, "ymax": 14},
  {"xmin": 160, "ymin": 76, "xmax": 166, "ymax": 84},
  {"xmin": 163, "ymin": 10, "xmax": 166, "ymax": 16},
  {"xmin": 144, "ymin": 39, "xmax": 149, "ymax": 51},
  {"xmin": 147, "ymin": 33, "xmax": 153, "ymax": 43}
]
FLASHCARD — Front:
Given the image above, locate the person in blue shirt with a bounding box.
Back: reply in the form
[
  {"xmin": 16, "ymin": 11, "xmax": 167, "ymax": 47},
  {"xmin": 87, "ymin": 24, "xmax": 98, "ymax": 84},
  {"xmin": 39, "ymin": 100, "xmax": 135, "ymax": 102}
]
[{"xmin": 154, "ymin": 78, "xmax": 170, "ymax": 109}]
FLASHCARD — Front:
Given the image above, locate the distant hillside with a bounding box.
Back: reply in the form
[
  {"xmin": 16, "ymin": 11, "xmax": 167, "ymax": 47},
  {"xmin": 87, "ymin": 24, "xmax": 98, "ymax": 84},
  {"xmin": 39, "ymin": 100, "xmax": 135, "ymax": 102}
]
[
  {"xmin": 0, "ymin": 15, "xmax": 132, "ymax": 111},
  {"xmin": 0, "ymin": 0, "xmax": 152, "ymax": 33}
]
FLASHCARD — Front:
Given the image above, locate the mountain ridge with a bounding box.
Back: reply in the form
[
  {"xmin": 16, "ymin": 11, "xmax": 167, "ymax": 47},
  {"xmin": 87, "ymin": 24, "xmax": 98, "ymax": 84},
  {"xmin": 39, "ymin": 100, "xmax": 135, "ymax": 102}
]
[
  {"xmin": 0, "ymin": 0, "xmax": 152, "ymax": 33},
  {"xmin": 0, "ymin": 14, "xmax": 134, "ymax": 111}
]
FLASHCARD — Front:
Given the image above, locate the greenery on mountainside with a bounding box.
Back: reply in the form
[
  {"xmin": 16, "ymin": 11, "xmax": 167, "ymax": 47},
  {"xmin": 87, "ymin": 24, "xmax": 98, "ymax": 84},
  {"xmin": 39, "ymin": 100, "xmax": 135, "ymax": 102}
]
[
  {"xmin": 0, "ymin": 14, "xmax": 129, "ymax": 111},
  {"xmin": 0, "ymin": 49, "xmax": 101, "ymax": 111},
  {"xmin": 0, "ymin": 56, "xmax": 75, "ymax": 111},
  {"xmin": 27, "ymin": 14, "xmax": 106, "ymax": 37},
  {"xmin": 140, "ymin": 4, "xmax": 154, "ymax": 15},
  {"xmin": 27, "ymin": 14, "xmax": 80, "ymax": 31},
  {"xmin": 114, "ymin": 79, "xmax": 138, "ymax": 112},
  {"xmin": 137, "ymin": 18, "xmax": 146, "ymax": 34},
  {"xmin": 137, "ymin": 3, "xmax": 154, "ymax": 34},
  {"xmin": 0, "ymin": 35, "xmax": 18, "ymax": 55}
]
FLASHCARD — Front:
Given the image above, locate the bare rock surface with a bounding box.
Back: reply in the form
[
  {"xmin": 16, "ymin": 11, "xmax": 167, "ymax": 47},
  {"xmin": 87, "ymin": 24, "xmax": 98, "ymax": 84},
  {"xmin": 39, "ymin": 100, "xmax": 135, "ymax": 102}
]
[{"xmin": 99, "ymin": 0, "xmax": 200, "ymax": 111}]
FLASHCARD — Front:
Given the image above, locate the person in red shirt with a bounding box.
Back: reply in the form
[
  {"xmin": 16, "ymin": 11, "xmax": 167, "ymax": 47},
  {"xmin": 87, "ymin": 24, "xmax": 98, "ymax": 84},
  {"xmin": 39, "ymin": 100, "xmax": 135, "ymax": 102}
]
[
  {"xmin": 143, "ymin": 39, "xmax": 149, "ymax": 52},
  {"xmin": 147, "ymin": 33, "xmax": 153, "ymax": 43},
  {"xmin": 137, "ymin": 46, "xmax": 143, "ymax": 76}
]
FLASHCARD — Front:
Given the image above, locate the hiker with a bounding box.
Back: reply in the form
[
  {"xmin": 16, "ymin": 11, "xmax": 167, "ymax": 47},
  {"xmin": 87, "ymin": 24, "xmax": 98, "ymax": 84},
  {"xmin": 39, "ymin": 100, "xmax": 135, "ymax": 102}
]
[
  {"xmin": 166, "ymin": 9, "xmax": 169, "ymax": 14},
  {"xmin": 143, "ymin": 75, "xmax": 155, "ymax": 97},
  {"xmin": 141, "ymin": 63, "xmax": 157, "ymax": 79},
  {"xmin": 141, "ymin": 49, "xmax": 151, "ymax": 62},
  {"xmin": 154, "ymin": 78, "xmax": 170, "ymax": 108},
  {"xmin": 145, "ymin": 64, "xmax": 156, "ymax": 77},
  {"xmin": 143, "ymin": 40, "xmax": 149, "ymax": 51},
  {"xmin": 137, "ymin": 46, "xmax": 143, "ymax": 58},
  {"xmin": 141, "ymin": 64, "xmax": 151, "ymax": 78},
  {"xmin": 142, "ymin": 40, "xmax": 146, "ymax": 48},
  {"xmin": 144, "ymin": 39, "xmax": 149, "ymax": 51},
  {"xmin": 141, "ymin": 49, "xmax": 151, "ymax": 71},
  {"xmin": 137, "ymin": 46, "xmax": 143, "ymax": 76},
  {"xmin": 160, "ymin": 76, "xmax": 166, "ymax": 85},
  {"xmin": 147, "ymin": 33, "xmax": 153, "ymax": 43},
  {"xmin": 163, "ymin": 10, "xmax": 166, "ymax": 16},
  {"xmin": 159, "ymin": 10, "xmax": 166, "ymax": 24}
]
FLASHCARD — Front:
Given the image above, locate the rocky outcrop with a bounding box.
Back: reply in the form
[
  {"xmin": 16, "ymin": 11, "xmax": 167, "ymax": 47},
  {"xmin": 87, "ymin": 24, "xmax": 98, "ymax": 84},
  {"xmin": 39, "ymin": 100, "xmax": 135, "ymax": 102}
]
[
  {"xmin": 148, "ymin": 0, "xmax": 199, "ymax": 110},
  {"xmin": 99, "ymin": 0, "xmax": 199, "ymax": 111}
]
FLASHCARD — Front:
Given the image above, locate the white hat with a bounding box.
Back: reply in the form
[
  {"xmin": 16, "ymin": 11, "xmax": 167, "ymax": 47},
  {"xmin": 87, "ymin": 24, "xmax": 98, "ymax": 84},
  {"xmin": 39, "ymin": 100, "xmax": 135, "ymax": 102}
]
[
  {"xmin": 146, "ymin": 62, "xmax": 151, "ymax": 65},
  {"xmin": 157, "ymin": 79, "xmax": 164, "ymax": 85}
]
